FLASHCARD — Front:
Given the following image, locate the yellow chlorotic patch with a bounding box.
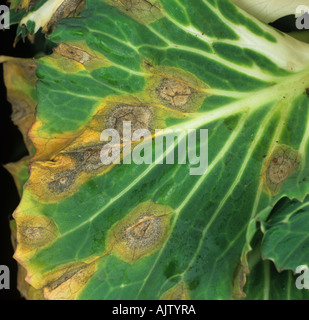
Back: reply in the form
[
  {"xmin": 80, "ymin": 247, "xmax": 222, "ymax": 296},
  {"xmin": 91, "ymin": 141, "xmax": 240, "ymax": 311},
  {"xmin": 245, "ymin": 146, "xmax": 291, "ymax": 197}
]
[
  {"xmin": 263, "ymin": 144, "xmax": 300, "ymax": 196},
  {"xmin": 25, "ymin": 152, "xmax": 111, "ymax": 203},
  {"xmin": 0, "ymin": 56, "xmax": 37, "ymax": 88},
  {"xmin": 43, "ymin": 262, "xmax": 96, "ymax": 300},
  {"xmin": 107, "ymin": 201, "xmax": 173, "ymax": 263},
  {"xmin": 29, "ymin": 45, "xmax": 111, "ymax": 161},
  {"xmin": 9, "ymin": 93, "xmax": 36, "ymax": 151},
  {"xmin": 4, "ymin": 156, "xmax": 30, "ymax": 196},
  {"xmin": 29, "ymin": 119, "xmax": 83, "ymax": 161},
  {"xmin": 13, "ymin": 213, "xmax": 58, "ymax": 286},
  {"xmin": 17, "ymin": 264, "xmax": 45, "ymax": 300},
  {"xmin": 160, "ymin": 281, "xmax": 190, "ymax": 300},
  {"xmin": 10, "ymin": 220, "xmax": 44, "ymax": 299},
  {"xmin": 1, "ymin": 57, "xmax": 37, "ymax": 152},
  {"xmin": 26, "ymin": 120, "xmax": 116, "ymax": 202},
  {"xmin": 24, "ymin": 60, "xmax": 209, "ymax": 204},
  {"xmin": 39, "ymin": 53, "xmax": 87, "ymax": 73}
]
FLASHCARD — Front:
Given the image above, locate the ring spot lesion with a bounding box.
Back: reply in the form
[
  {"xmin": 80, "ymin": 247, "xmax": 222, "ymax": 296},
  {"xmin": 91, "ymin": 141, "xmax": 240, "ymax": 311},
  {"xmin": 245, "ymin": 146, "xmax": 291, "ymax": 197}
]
[
  {"xmin": 107, "ymin": 201, "xmax": 173, "ymax": 263},
  {"xmin": 105, "ymin": 104, "xmax": 154, "ymax": 137},
  {"xmin": 263, "ymin": 144, "xmax": 300, "ymax": 196},
  {"xmin": 157, "ymin": 78, "xmax": 196, "ymax": 110}
]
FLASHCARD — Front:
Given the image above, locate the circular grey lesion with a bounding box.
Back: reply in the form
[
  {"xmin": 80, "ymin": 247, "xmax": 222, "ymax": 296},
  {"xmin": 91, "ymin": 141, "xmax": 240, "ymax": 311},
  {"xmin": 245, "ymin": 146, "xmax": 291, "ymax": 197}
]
[
  {"xmin": 19, "ymin": 220, "xmax": 57, "ymax": 247},
  {"xmin": 105, "ymin": 104, "xmax": 153, "ymax": 137},
  {"xmin": 19, "ymin": 226, "xmax": 46, "ymax": 247},
  {"xmin": 267, "ymin": 156, "xmax": 296, "ymax": 185},
  {"xmin": 122, "ymin": 215, "xmax": 162, "ymax": 250}
]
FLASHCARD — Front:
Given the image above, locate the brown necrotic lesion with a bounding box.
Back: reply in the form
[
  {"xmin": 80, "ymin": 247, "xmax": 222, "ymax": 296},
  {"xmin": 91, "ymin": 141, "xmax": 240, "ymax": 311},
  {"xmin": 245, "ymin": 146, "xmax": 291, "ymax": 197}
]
[
  {"xmin": 264, "ymin": 144, "xmax": 300, "ymax": 196},
  {"xmin": 105, "ymin": 104, "xmax": 153, "ymax": 137},
  {"xmin": 48, "ymin": 169, "xmax": 78, "ymax": 193},
  {"xmin": 43, "ymin": 261, "xmax": 96, "ymax": 300},
  {"xmin": 65, "ymin": 145, "xmax": 105, "ymax": 173},
  {"xmin": 54, "ymin": 43, "xmax": 93, "ymax": 64},
  {"xmin": 45, "ymin": 144, "xmax": 109, "ymax": 194},
  {"xmin": 122, "ymin": 215, "xmax": 163, "ymax": 251},
  {"xmin": 157, "ymin": 78, "xmax": 195, "ymax": 110},
  {"xmin": 108, "ymin": 0, "xmax": 163, "ymax": 24}
]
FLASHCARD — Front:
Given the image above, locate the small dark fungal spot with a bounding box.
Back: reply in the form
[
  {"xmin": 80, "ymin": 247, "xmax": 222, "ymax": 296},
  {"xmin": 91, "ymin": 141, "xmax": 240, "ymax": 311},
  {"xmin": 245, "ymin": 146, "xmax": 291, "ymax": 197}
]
[{"xmin": 48, "ymin": 169, "xmax": 77, "ymax": 193}]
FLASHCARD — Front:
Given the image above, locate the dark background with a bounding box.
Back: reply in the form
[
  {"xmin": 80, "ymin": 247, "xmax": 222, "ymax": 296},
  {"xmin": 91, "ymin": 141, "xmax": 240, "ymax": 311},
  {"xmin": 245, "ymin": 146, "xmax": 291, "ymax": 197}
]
[{"xmin": 0, "ymin": 1, "xmax": 302, "ymax": 301}]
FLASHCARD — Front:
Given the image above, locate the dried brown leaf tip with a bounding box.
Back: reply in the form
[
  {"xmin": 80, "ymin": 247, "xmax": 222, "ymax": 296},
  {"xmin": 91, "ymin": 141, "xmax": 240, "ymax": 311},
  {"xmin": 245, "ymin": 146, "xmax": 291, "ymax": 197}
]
[
  {"xmin": 107, "ymin": 201, "xmax": 173, "ymax": 263},
  {"xmin": 1, "ymin": 57, "xmax": 37, "ymax": 152},
  {"xmin": 160, "ymin": 281, "xmax": 190, "ymax": 300},
  {"xmin": 263, "ymin": 144, "xmax": 300, "ymax": 196}
]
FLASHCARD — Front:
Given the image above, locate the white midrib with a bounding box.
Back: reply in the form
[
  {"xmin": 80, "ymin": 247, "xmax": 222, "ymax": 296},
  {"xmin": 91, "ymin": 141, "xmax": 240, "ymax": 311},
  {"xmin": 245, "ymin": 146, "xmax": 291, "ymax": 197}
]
[
  {"xmin": 159, "ymin": 0, "xmax": 309, "ymax": 73},
  {"xmin": 20, "ymin": 0, "xmax": 65, "ymax": 33}
]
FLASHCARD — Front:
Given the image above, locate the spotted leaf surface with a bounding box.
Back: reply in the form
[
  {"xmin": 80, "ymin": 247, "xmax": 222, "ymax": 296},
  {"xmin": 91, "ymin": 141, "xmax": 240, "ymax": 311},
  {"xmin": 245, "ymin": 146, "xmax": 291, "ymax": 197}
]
[{"xmin": 6, "ymin": 0, "xmax": 309, "ymax": 299}]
